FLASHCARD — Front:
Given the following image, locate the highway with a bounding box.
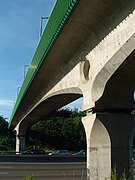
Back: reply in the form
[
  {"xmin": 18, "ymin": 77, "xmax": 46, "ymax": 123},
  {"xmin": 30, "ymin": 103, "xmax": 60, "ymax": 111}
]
[
  {"xmin": 0, "ymin": 162, "xmax": 87, "ymax": 180},
  {"xmin": 0, "ymin": 155, "xmax": 87, "ymax": 180}
]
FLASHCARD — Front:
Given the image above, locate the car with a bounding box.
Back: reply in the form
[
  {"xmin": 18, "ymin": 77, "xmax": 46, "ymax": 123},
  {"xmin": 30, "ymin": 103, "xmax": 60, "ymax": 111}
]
[
  {"xmin": 72, "ymin": 150, "xmax": 86, "ymax": 156},
  {"xmin": 48, "ymin": 150, "xmax": 71, "ymax": 156},
  {"xmin": 20, "ymin": 149, "xmax": 45, "ymax": 155},
  {"xmin": 20, "ymin": 150, "xmax": 33, "ymax": 155},
  {"xmin": 31, "ymin": 149, "xmax": 45, "ymax": 154}
]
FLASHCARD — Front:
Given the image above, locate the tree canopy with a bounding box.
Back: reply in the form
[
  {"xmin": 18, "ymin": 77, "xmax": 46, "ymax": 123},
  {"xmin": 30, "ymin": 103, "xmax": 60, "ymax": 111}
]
[
  {"xmin": 0, "ymin": 109, "xmax": 86, "ymax": 151},
  {"xmin": 0, "ymin": 116, "xmax": 15, "ymax": 151},
  {"xmin": 27, "ymin": 108, "xmax": 86, "ymax": 151}
]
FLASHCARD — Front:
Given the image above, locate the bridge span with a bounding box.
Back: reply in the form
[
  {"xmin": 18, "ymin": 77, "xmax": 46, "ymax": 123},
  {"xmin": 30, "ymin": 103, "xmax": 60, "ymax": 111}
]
[{"xmin": 9, "ymin": 0, "xmax": 135, "ymax": 179}]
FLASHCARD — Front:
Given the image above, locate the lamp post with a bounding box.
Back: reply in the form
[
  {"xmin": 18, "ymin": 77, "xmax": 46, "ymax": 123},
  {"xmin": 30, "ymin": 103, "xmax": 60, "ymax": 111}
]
[
  {"xmin": 40, "ymin": 17, "xmax": 49, "ymax": 37},
  {"xmin": 24, "ymin": 64, "xmax": 29, "ymax": 79},
  {"xmin": 17, "ymin": 87, "xmax": 21, "ymax": 96}
]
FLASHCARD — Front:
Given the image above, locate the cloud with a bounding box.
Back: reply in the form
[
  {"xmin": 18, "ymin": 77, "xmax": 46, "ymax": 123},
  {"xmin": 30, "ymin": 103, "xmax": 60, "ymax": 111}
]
[
  {"xmin": 0, "ymin": 99, "xmax": 15, "ymax": 107},
  {"xmin": 0, "ymin": 100, "xmax": 15, "ymax": 119}
]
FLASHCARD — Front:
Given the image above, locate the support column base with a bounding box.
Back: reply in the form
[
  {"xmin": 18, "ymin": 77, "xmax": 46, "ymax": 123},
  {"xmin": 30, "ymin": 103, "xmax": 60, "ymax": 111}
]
[{"xmin": 82, "ymin": 113, "xmax": 135, "ymax": 180}]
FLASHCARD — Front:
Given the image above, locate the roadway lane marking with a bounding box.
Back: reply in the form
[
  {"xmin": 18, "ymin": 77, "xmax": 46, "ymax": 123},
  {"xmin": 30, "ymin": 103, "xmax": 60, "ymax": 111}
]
[
  {"xmin": 0, "ymin": 172, "xmax": 8, "ymax": 175},
  {"xmin": 0, "ymin": 166, "xmax": 13, "ymax": 169}
]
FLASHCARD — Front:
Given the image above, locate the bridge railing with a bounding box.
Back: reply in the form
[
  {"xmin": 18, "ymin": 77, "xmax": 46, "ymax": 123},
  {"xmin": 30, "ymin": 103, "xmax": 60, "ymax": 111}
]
[{"xmin": 9, "ymin": 0, "xmax": 79, "ymax": 128}]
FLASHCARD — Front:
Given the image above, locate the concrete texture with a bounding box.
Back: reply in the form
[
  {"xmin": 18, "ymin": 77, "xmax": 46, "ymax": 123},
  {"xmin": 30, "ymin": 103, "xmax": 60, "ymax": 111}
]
[
  {"xmin": 10, "ymin": 0, "xmax": 135, "ymax": 179},
  {"xmin": 11, "ymin": 0, "xmax": 135, "ymax": 130},
  {"xmin": 82, "ymin": 114, "xmax": 111, "ymax": 180},
  {"xmin": 82, "ymin": 113, "xmax": 135, "ymax": 179}
]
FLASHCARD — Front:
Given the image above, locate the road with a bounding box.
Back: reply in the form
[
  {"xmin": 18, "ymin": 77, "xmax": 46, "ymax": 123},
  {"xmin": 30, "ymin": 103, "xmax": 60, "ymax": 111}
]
[{"xmin": 0, "ymin": 162, "xmax": 87, "ymax": 180}]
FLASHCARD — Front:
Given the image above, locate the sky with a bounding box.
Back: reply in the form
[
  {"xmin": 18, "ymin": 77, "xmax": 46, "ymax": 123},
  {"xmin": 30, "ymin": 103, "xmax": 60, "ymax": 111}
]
[{"xmin": 0, "ymin": 0, "xmax": 82, "ymax": 121}]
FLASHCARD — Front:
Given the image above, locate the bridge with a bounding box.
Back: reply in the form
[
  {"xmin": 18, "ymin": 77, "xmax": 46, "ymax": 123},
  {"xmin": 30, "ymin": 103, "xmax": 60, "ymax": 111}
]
[{"xmin": 9, "ymin": 0, "xmax": 135, "ymax": 179}]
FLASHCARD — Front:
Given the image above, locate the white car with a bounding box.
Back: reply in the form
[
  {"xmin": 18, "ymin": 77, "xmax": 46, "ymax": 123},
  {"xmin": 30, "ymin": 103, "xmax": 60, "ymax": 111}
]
[
  {"xmin": 72, "ymin": 150, "xmax": 86, "ymax": 156},
  {"xmin": 48, "ymin": 150, "xmax": 71, "ymax": 156}
]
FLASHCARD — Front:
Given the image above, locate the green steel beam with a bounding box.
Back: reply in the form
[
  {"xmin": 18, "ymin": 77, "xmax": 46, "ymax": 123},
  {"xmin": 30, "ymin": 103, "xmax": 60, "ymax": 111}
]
[{"xmin": 9, "ymin": 0, "xmax": 79, "ymax": 128}]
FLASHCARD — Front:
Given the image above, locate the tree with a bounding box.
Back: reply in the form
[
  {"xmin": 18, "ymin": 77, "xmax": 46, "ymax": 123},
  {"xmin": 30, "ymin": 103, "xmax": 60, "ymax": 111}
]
[
  {"xmin": 0, "ymin": 115, "xmax": 15, "ymax": 151},
  {"xmin": 27, "ymin": 108, "xmax": 86, "ymax": 151},
  {"xmin": 0, "ymin": 116, "xmax": 8, "ymax": 134}
]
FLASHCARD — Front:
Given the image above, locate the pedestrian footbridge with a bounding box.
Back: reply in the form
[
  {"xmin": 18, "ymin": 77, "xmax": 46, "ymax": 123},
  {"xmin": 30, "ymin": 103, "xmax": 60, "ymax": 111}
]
[{"xmin": 9, "ymin": 0, "xmax": 135, "ymax": 179}]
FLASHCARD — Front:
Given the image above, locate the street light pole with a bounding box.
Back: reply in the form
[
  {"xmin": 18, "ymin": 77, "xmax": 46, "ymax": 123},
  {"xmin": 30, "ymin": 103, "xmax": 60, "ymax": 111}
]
[
  {"xmin": 40, "ymin": 17, "xmax": 49, "ymax": 37},
  {"xmin": 17, "ymin": 87, "xmax": 21, "ymax": 96},
  {"xmin": 24, "ymin": 64, "xmax": 29, "ymax": 79}
]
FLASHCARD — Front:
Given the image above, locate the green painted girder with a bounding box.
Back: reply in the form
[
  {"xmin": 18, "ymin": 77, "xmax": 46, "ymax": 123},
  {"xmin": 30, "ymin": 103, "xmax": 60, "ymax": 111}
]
[{"xmin": 9, "ymin": 0, "xmax": 79, "ymax": 128}]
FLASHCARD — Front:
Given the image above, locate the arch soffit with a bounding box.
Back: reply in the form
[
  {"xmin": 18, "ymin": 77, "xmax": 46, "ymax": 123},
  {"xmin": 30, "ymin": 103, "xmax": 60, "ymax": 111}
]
[
  {"xmin": 16, "ymin": 87, "xmax": 83, "ymax": 131},
  {"xmin": 91, "ymin": 33, "xmax": 135, "ymax": 102}
]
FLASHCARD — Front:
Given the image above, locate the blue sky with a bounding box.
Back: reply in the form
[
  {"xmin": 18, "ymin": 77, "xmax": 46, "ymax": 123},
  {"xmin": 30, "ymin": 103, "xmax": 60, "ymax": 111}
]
[{"xmin": 0, "ymin": 0, "xmax": 82, "ymax": 121}]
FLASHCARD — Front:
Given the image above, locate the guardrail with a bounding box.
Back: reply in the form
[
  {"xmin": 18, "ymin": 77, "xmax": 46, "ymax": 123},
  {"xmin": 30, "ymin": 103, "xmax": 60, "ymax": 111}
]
[{"xmin": 0, "ymin": 154, "xmax": 86, "ymax": 163}]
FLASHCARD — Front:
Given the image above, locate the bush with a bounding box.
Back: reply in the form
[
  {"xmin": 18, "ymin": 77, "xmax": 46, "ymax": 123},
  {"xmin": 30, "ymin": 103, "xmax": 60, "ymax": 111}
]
[
  {"xmin": 24, "ymin": 174, "xmax": 37, "ymax": 180},
  {"xmin": 105, "ymin": 166, "xmax": 128, "ymax": 180}
]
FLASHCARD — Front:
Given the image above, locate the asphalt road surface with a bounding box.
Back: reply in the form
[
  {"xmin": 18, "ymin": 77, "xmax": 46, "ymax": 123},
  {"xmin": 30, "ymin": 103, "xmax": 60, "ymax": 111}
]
[{"xmin": 0, "ymin": 162, "xmax": 87, "ymax": 180}]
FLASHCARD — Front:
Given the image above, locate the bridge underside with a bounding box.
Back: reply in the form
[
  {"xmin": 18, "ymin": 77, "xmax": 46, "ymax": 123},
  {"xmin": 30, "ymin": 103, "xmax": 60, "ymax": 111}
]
[
  {"xmin": 10, "ymin": 0, "xmax": 135, "ymax": 130},
  {"xmin": 9, "ymin": 0, "xmax": 135, "ymax": 179},
  {"xmin": 96, "ymin": 49, "xmax": 135, "ymax": 112},
  {"xmin": 19, "ymin": 93, "xmax": 82, "ymax": 131}
]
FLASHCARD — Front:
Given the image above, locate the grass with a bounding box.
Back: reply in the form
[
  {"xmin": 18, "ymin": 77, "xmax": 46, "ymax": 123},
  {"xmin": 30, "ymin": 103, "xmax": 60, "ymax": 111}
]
[{"xmin": 24, "ymin": 173, "xmax": 37, "ymax": 180}]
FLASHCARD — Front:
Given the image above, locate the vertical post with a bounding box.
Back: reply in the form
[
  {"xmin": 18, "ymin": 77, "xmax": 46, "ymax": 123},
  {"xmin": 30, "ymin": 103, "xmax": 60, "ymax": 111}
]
[
  {"xmin": 82, "ymin": 112, "xmax": 135, "ymax": 179},
  {"xmin": 40, "ymin": 17, "xmax": 49, "ymax": 37},
  {"xmin": 17, "ymin": 87, "xmax": 21, "ymax": 96},
  {"xmin": 24, "ymin": 64, "xmax": 29, "ymax": 79},
  {"xmin": 98, "ymin": 113, "xmax": 135, "ymax": 177},
  {"xmin": 15, "ymin": 125, "xmax": 26, "ymax": 153},
  {"xmin": 16, "ymin": 134, "xmax": 26, "ymax": 153},
  {"xmin": 82, "ymin": 113, "xmax": 111, "ymax": 180},
  {"xmin": 40, "ymin": 17, "xmax": 43, "ymax": 38}
]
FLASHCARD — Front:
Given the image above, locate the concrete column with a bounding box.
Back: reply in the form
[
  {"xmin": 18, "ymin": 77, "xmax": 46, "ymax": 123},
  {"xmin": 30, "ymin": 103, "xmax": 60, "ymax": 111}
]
[
  {"xmin": 15, "ymin": 123, "xmax": 26, "ymax": 153},
  {"xmin": 82, "ymin": 113, "xmax": 111, "ymax": 180},
  {"xmin": 16, "ymin": 134, "xmax": 26, "ymax": 153},
  {"xmin": 98, "ymin": 113, "xmax": 135, "ymax": 177},
  {"xmin": 82, "ymin": 113, "xmax": 135, "ymax": 179}
]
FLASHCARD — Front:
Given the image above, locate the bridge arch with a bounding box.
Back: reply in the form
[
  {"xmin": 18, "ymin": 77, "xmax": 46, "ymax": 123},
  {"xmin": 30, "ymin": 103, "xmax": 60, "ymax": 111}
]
[
  {"xmin": 91, "ymin": 33, "xmax": 135, "ymax": 105},
  {"xmin": 94, "ymin": 50, "xmax": 135, "ymax": 112},
  {"xmin": 18, "ymin": 87, "xmax": 83, "ymax": 129},
  {"xmin": 15, "ymin": 87, "xmax": 83, "ymax": 151}
]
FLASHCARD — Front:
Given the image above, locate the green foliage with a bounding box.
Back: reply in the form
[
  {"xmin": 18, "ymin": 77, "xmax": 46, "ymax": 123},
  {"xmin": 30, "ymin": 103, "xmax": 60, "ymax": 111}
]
[
  {"xmin": 111, "ymin": 165, "xmax": 117, "ymax": 180},
  {"xmin": 0, "ymin": 109, "xmax": 86, "ymax": 152},
  {"xmin": 120, "ymin": 172, "xmax": 127, "ymax": 180},
  {"xmin": 105, "ymin": 166, "xmax": 129, "ymax": 180},
  {"xmin": 0, "ymin": 144, "xmax": 9, "ymax": 151},
  {"xmin": 27, "ymin": 108, "xmax": 86, "ymax": 151},
  {"xmin": 130, "ymin": 162, "xmax": 135, "ymax": 179},
  {"xmin": 0, "ymin": 116, "xmax": 8, "ymax": 134},
  {"xmin": 24, "ymin": 173, "xmax": 37, "ymax": 180},
  {"xmin": 0, "ymin": 115, "xmax": 15, "ymax": 151},
  {"xmin": 131, "ymin": 110, "xmax": 135, "ymax": 115},
  {"xmin": 0, "ymin": 135, "xmax": 14, "ymax": 150}
]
